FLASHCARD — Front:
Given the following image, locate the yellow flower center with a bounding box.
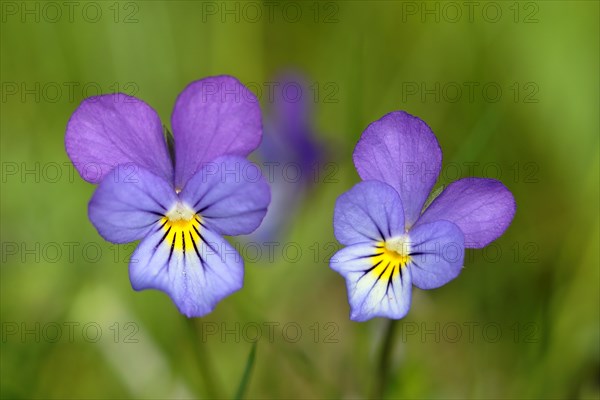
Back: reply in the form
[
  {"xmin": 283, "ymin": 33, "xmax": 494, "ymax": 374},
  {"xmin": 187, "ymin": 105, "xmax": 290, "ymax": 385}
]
[
  {"xmin": 370, "ymin": 236, "xmax": 411, "ymax": 281},
  {"xmin": 160, "ymin": 202, "xmax": 202, "ymax": 253}
]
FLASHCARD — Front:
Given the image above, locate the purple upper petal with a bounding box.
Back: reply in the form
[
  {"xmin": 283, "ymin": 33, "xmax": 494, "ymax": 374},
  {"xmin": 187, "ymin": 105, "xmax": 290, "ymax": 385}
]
[
  {"xmin": 353, "ymin": 111, "xmax": 442, "ymax": 229},
  {"xmin": 66, "ymin": 94, "xmax": 173, "ymax": 184},
  {"xmin": 171, "ymin": 76, "xmax": 262, "ymax": 189},
  {"xmin": 416, "ymin": 178, "xmax": 516, "ymax": 248},
  {"xmin": 88, "ymin": 165, "xmax": 178, "ymax": 244},
  {"xmin": 333, "ymin": 180, "xmax": 405, "ymax": 246},
  {"xmin": 179, "ymin": 156, "xmax": 271, "ymax": 237},
  {"xmin": 408, "ymin": 220, "xmax": 464, "ymax": 290}
]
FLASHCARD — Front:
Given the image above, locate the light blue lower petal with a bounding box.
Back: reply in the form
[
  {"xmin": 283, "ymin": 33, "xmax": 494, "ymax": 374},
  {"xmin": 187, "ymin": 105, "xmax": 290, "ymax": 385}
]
[
  {"xmin": 129, "ymin": 220, "xmax": 244, "ymax": 318},
  {"xmin": 331, "ymin": 243, "xmax": 413, "ymax": 322}
]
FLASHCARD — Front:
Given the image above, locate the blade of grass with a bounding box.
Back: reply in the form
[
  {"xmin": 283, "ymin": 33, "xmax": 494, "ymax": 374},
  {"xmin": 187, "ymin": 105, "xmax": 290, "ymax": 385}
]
[{"xmin": 235, "ymin": 342, "xmax": 258, "ymax": 400}]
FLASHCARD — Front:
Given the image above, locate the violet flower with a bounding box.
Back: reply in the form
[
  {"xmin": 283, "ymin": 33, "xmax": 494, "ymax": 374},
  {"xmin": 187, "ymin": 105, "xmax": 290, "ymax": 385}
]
[
  {"xmin": 65, "ymin": 76, "xmax": 271, "ymax": 317},
  {"xmin": 330, "ymin": 111, "xmax": 515, "ymax": 321},
  {"xmin": 252, "ymin": 73, "xmax": 323, "ymax": 240},
  {"xmin": 262, "ymin": 73, "xmax": 322, "ymax": 180}
]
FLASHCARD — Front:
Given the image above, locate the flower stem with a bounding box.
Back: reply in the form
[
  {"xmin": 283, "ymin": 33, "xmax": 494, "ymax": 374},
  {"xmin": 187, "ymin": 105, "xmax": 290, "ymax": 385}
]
[
  {"xmin": 373, "ymin": 319, "xmax": 399, "ymax": 399},
  {"xmin": 185, "ymin": 318, "xmax": 219, "ymax": 398}
]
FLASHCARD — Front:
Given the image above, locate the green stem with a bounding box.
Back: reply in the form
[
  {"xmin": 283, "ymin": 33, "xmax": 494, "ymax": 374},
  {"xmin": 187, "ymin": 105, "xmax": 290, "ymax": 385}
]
[
  {"xmin": 373, "ymin": 319, "xmax": 399, "ymax": 399},
  {"xmin": 185, "ymin": 318, "xmax": 219, "ymax": 398}
]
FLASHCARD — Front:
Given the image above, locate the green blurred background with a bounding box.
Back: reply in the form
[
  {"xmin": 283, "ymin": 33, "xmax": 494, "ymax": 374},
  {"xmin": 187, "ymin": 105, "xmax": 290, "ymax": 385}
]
[{"xmin": 1, "ymin": 1, "xmax": 598, "ymax": 398}]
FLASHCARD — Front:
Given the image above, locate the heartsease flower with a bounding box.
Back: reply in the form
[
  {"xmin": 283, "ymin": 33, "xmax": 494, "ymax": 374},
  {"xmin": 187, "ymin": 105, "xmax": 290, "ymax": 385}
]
[
  {"xmin": 330, "ymin": 111, "xmax": 516, "ymax": 321},
  {"xmin": 252, "ymin": 72, "xmax": 324, "ymax": 240},
  {"xmin": 65, "ymin": 76, "xmax": 271, "ymax": 317},
  {"xmin": 260, "ymin": 73, "xmax": 322, "ymax": 179}
]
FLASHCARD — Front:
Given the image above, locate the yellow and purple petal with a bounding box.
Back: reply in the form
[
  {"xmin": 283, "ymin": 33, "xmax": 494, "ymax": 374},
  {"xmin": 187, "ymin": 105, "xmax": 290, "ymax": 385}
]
[
  {"xmin": 331, "ymin": 243, "xmax": 413, "ymax": 321},
  {"xmin": 129, "ymin": 219, "xmax": 243, "ymax": 318}
]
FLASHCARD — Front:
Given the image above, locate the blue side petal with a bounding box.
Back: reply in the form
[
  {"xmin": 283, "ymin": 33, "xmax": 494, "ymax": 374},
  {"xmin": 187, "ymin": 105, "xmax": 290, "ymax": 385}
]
[
  {"xmin": 88, "ymin": 165, "xmax": 178, "ymax": 244},
  {"xmin": 179, "ymin": 156, "xmax": 271, "ymax": 237},
  {"xmin": 408, "ymin": 220, "xmax": 465, "ymax": 290},
  {"xmin": 333, "ymin": 180, "xmax": 405, "ymax": 246},
  {"xmin": 129, "ymin": 220, "xmax": 244, "ymax": 318}
]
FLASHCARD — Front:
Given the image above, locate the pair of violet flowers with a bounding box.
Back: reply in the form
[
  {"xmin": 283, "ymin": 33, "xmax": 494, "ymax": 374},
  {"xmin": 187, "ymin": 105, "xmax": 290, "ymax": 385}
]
[
  {"xmin": 66, "ymin": 76, "xmax": 515, "ymax": 321},
  {"xmin": 66, "ymin": 76, "xmax": 270, "ymax": 317}
]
